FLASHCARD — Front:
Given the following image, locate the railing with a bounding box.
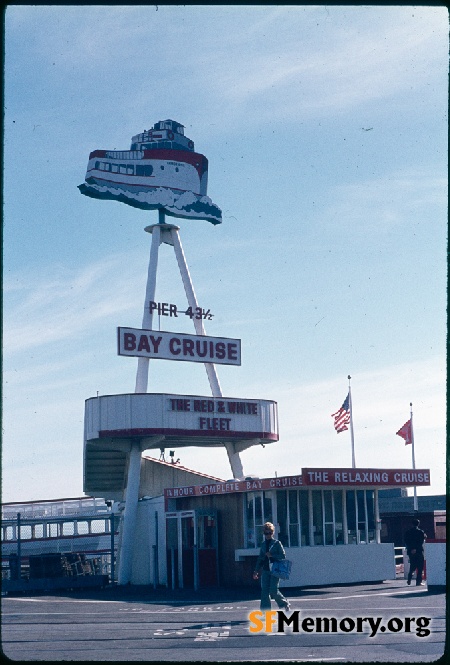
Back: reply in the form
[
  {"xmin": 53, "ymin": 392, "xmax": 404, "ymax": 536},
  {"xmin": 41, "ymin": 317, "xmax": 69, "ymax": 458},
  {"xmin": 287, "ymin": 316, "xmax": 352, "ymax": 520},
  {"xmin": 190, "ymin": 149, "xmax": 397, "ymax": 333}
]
[
  {"xmin": 105, "ymin": 151, "xmax": 143, "ymax": 160},
  {"xmin": 394, "ymin": 546, "xmax": 404, "ymax": 578},
  {"xmin": 1, "ymin": 497, "xmax": 110, "ymax": 520}
]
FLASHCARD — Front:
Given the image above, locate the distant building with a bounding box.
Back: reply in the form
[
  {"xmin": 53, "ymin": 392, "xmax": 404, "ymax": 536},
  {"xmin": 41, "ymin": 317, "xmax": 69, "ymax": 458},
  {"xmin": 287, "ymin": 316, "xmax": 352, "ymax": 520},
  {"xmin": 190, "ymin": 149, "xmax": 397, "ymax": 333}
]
[{"xmin": 378, "ymin": 489, "xmax": 446, "ymax": 546}]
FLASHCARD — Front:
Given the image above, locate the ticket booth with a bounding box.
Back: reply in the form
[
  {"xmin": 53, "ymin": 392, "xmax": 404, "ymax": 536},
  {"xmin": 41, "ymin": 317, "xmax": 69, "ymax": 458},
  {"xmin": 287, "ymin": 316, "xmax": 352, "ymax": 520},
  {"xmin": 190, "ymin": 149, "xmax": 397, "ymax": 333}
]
[{"xmin": 166, "ymin": 510, "xmax": 218, "ymax": 590}]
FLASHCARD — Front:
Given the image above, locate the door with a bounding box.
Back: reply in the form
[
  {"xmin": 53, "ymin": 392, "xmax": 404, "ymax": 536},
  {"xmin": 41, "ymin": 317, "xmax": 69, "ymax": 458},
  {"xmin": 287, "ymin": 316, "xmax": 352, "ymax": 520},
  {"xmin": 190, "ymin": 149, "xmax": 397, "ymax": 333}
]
[
  {"xmin": 197, "ymin": 513, "xmax": 218, "ymax": 587},
  {"xmin": 165, "ymin": 510, "xmax": 219, "ymax": 589},
  {"xmin": 181, "ymin": 514, "xmax": 195, "ymax": 588}
]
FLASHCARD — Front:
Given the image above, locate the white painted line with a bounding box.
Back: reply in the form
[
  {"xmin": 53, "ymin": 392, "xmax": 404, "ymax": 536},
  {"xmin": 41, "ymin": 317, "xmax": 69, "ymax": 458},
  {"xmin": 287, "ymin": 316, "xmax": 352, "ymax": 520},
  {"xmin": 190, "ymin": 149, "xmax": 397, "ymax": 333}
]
[
  {"xmin": 4, "ymin": 598, "xmax": 126, "ymax": 604},
  {"xmin": 287, "ymin": 587, "xmax": 429, "ymax": 602}
]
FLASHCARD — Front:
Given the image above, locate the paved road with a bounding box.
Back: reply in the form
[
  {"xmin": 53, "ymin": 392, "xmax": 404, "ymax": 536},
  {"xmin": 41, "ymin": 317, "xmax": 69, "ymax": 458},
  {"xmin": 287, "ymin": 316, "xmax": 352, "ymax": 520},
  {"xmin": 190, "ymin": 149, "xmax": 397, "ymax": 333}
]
[{"xmin": 1, "ymin": 581, "xmax": 446, "ymax": 662}]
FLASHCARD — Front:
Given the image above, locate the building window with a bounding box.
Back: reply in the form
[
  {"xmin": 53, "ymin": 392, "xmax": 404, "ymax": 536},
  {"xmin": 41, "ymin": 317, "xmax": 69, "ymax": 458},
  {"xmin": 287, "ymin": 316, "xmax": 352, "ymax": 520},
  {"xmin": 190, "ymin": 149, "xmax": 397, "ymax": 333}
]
[
  {"xmin": 3, "ymin": 526, "xmax": 14, "ymax": 541},
  {"xmin": 245, "ymin": 491, "xmax": 274, "ymax": 548},
  {"xmin": 334, "ymin": 491, "xmax": 344, "ymax": 544},
  {"xmin": 276, "ymin": 490, "xmax": 288, "ymax": 545},
  {"xmin": 311, "ymin": 490, "xmax": 323, "ymax": 545},
  {"xmin": 288, "ymin": 490, "xmax": 300, "ymax": 546},
  {"xmin": 20, "ymin": 525, "xmax": 32, "ymax": 540},
  {"xmin": 136, "ymin": 165, "xmax": 153, "ymax": 177},
  {"xmin": 346, "ymin": 489, "xmax": 376, "ymax": 544},
  {"xmin": 346, "ymin": 490, "xmax": 357, "ymax": 543},
  {"xmin": 276, "ymin": 490, "xmax": 309, "ymax": 547},
  {"xmin": 62, "ymin": 522, "xmax": 74, "ymax": 536},
  {"xmin": 323, "ymin": 490, "xmax": 334, "ymax": 545},
  {"xmin": 77, "ymin": 521, "xmax": 89, "ymax": 535},
  {"xmin": 366, "ymin": 491, "xmax": 375, "ymax": 543},
  {"xmin": 246, "ymin": 488, "xmax": 377, "ymax": 549},
  {"xmin": 299, "ymin": 491, "xmax": 310, "ymax": 545},
  {"xmin": 48, "ymin": 523, "xmax": 59, "ymax": 538},
  {"xmin": 33, "ymin": 524, "xmax": 44, "ymax": 539},
  {"xmin": 357, "ymin": 490, "xmax": 367, "ymax": 542}
]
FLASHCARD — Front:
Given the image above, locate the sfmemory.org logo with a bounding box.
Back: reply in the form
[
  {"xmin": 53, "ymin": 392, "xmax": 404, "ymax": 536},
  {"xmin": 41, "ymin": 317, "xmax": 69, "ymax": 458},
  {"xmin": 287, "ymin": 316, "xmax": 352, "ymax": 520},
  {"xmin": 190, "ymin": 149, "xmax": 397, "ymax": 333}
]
[{"xmin": 248, "ymin": 611, "xmax": 431, "ymax": 638}]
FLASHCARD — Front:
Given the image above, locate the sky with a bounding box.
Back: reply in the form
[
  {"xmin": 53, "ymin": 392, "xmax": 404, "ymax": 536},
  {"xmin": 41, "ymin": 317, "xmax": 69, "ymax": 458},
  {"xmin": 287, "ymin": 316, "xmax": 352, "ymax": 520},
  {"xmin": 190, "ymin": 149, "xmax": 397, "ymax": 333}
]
[{"xmin": 3, "ymin": 5, "xmax": 448, "ymax": 503}]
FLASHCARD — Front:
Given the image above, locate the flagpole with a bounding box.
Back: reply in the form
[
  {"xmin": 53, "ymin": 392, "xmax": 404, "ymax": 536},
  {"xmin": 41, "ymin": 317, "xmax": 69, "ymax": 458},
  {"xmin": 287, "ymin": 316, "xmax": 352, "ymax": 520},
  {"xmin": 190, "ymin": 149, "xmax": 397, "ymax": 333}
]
[
  {"xmin": 348, "ymin": 375, "xmax": 356, "ymax": 468},
  {"xmin": 410, "ymin": 402, "xmax": 418, "ymax": 512}
]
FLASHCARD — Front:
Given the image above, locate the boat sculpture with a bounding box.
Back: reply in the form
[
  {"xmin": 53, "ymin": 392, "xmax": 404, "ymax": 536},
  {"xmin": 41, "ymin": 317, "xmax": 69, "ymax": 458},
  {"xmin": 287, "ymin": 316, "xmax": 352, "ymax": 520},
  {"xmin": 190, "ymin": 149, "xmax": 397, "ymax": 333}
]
[{"xmin": 78, "ymin": 119, "xmax": 222, "ymax": 224}]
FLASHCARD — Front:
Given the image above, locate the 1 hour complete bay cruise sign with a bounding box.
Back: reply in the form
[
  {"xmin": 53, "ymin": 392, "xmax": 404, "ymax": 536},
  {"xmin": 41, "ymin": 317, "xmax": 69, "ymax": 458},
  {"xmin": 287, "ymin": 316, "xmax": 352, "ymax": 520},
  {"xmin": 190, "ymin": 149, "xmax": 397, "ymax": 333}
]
[{"xmin": 117, "ymin": 327, "xmax": 241, "ymax": 366}]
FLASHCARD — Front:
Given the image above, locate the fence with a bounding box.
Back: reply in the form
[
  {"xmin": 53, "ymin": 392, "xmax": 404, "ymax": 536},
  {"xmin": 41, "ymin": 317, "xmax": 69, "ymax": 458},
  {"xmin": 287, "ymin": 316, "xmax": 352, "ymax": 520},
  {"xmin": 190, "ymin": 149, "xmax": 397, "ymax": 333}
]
[
  {"xmin": 394, "ymin": 546, "xmax": 404, "ymax": 577},
  {"xmin": 1, "ymin": 512, "xmax": 119, "ymax": 589}
]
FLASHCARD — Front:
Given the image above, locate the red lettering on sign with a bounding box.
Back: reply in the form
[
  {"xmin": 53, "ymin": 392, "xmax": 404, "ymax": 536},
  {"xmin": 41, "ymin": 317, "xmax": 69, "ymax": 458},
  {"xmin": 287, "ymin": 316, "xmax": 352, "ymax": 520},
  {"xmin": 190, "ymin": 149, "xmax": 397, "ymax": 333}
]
[{"xmin": 198, "ymin": 417, "xmax": 231, "ymax": 430}]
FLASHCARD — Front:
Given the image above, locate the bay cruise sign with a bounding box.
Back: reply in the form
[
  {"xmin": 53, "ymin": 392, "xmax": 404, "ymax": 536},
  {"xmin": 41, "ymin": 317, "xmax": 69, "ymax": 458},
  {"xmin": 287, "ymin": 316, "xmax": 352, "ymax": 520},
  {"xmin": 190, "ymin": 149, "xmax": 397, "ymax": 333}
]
[{"xmin": 118, "ymin": 326, "xmax": 241, "ymax": 365}]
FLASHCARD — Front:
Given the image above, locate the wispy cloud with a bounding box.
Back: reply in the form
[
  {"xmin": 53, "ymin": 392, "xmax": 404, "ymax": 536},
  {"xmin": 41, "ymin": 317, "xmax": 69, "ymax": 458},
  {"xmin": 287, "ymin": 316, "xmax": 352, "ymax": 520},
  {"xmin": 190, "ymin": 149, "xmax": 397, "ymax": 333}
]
[
  {"xmin": 322, "ymin": 169, "xmax": 447, "ymax": 237},
  {"xmin": 199, "ymin": 7, "xmax": 447, "ymax": 121},
  {"xmin": 3, "ymin": 253, "xmax": 142, "ymax": 354},
  {"xmin": 8, "ymin": 5, "xmax": 445, "ymax": 135}
]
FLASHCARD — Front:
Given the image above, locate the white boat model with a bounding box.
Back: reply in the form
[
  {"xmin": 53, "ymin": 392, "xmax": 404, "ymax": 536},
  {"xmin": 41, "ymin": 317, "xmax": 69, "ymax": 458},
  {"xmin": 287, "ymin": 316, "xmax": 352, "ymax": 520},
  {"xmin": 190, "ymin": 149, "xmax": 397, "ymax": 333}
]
[{"xmin": 78, "ymin": 119, "xmax": 222, "ymax": 224}]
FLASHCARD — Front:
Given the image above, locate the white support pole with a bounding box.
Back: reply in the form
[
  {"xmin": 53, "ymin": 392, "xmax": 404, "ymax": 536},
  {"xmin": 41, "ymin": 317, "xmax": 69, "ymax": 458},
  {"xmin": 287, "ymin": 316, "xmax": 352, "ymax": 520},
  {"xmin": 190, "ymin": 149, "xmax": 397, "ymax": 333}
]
[
  {"xmin": 410, "ymin": 402, "xmax": 418, "ymax": 512},
  {"xmin": 117, "ymin": 441, "xmax": 142, "ymax": 584},
  {"xmin": 170, "ymin": 227, "xmax": 244, "ymax": 479},
  {"xmin": 134, "ymin": 223, "xmax": 162, "ymax": 393},
  {"xmin": 120, "ymin": 214, "xmax": 164, "ymax": 585},
  {"xmin": 170, "ymin": 227, "xmax": 222, "ymax": 396},
  {"xmin": 348, "ymin": 375, "xmax": 356, "ymax": 468}
]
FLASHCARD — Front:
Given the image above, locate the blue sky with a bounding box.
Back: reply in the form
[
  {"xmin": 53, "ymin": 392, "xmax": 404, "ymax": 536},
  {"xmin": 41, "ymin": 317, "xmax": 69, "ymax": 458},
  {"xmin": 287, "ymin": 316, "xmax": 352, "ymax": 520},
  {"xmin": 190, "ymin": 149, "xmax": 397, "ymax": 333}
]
[{"xmin": 3, "ymin": 5, "xmax": 447, "ymax": 502}]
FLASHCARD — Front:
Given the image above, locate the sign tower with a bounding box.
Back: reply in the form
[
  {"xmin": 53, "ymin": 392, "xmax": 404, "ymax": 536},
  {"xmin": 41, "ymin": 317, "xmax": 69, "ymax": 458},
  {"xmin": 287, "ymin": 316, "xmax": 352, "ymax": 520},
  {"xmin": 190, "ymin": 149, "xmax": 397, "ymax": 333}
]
[{"xmin": 79, "ymin": 119, "xmax": 279, "ymax": 583}]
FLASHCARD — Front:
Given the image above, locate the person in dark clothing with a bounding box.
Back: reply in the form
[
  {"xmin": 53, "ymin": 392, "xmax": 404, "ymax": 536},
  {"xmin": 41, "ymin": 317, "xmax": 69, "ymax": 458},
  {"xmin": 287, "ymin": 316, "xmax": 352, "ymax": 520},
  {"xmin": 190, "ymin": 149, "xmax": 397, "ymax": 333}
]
[
  {"xmin": 253, "ymin": 522, "xmax": 290, "ymax": 611},
  {"xmin": 404, "ymin": 518, "xmax": 427, "ymax": 586}
]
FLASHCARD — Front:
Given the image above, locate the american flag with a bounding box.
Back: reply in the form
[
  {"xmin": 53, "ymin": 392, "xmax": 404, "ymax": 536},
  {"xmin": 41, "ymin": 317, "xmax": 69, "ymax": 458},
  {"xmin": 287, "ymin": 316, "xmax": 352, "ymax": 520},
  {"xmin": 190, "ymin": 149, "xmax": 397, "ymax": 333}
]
[{"xmin": 331, "ymin": 393, "xmax": 351, "ymax": 433}]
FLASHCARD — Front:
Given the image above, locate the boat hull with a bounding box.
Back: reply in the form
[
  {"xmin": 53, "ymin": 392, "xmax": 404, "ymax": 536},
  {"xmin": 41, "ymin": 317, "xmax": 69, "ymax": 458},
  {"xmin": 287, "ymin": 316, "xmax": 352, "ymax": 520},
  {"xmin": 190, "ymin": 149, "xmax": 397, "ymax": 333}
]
[{"xmin": 78, "ymin": 180, "xmax": 222, "ymax": 225}]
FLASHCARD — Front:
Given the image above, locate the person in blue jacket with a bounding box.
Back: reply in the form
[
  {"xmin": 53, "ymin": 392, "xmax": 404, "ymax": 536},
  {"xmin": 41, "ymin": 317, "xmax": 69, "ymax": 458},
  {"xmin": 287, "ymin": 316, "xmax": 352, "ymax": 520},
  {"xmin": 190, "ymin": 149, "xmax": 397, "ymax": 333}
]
[{"xmin": 253, "ymin": 522, "xmax": 290, "ymax": 611}]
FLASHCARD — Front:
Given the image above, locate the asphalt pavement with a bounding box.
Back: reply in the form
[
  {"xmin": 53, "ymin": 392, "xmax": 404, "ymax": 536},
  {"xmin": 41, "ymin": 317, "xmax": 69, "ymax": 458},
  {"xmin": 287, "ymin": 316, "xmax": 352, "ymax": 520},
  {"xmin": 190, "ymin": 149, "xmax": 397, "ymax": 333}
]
[{"xmin": 1, "ymin": 580, "xmax": 446, "ymax": 662}]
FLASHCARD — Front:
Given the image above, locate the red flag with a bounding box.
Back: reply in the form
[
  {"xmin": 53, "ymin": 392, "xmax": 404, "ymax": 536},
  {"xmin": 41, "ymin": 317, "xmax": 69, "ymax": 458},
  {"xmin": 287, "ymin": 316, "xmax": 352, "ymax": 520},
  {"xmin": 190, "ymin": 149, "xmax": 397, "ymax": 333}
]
[{"xmin": 396, "ymin": 419, "xmax": 412, "ymax": 445}]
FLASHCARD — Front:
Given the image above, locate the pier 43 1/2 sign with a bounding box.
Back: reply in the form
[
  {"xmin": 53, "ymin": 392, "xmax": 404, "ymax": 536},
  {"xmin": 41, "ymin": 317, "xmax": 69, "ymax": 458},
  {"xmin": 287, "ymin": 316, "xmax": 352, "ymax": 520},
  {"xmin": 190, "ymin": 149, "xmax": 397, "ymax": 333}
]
[{"xmin": 117, "ymin": 327, "xmax": 241, "ymax": 366}]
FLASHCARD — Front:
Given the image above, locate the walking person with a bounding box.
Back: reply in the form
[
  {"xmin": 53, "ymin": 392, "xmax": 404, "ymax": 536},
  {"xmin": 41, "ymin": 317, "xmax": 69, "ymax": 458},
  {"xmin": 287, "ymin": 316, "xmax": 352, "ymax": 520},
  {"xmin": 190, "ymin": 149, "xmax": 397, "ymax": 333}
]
[
  {"xmin": 404, "ymin": 518, "xmax": 427, "ymax": 586},
  {"xmin": 253, "ymin": 522, "xmax": 290, "ymax": 611}
]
